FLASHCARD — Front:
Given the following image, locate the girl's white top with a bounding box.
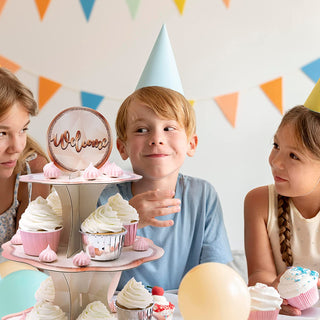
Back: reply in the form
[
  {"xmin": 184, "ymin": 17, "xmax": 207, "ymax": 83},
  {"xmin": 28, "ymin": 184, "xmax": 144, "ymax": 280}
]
[
  {"xmin": 34, "ymin": 277, "xmax": 55, "ymax": 303},
  {"xmin": 46, "ymin": 189, "xmax": 62, "ymax": 216},
  {"xmin": 116, "ymin": 277, "xmax": 153, "ymax": 309},
  {"xmin": 249, "ymin": 283, "xmax": 282, "ymax": 311},
  {"xmin": 26, "ymin": 301, "xmax": 67, "ymax": 320},
  {"xmin": 107, "ymin": 193, "xmax": 139, "ymax": 224},
  {"xmin": 76, "ymin": 301, "xmax": 116, "ymax": 319},
  {"xmin": 278, "ymin": 267, "xmax": 319, "ymax": 298},
  {"xmin": 19, "ymin": 196, "xmax": 63, "ymax": 231},
  {"xmin": 81, "ymin": 203, "xmax": 123, "ymax": 233}
]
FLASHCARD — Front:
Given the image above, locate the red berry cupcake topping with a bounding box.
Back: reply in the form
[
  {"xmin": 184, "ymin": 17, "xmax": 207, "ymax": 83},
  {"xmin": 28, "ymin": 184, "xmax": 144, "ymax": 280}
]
[{"xmin": 152, "ymin": 286, "xmax": 164, "ymax": 296}]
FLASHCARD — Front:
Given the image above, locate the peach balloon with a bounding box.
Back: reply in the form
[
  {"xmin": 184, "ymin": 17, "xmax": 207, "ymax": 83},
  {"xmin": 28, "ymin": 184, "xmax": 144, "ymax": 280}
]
[{"xmin": 178, "ymin": 262, "xmax": 250, "ymax": 320}]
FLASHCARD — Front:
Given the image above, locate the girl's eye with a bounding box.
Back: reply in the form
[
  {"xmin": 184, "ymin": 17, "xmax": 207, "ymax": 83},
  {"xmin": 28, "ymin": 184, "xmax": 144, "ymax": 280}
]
[
  {"xmin": 21, "ymin": 127, "xmax": 29, "ymax": 134},
  {"xmin": 0, "ymin": 131, "xmax": 6, "ymax": 137},
  {"xmin": 164, "ymin": 127, "xmax": 174, "ymax": 132},
  {"xmin": 290, "ymin": 153, "xmax": 299, "ymax": 160},
  {"xmin": 273, "ymin": 142, "xmax": 279, "ymax": 149}
]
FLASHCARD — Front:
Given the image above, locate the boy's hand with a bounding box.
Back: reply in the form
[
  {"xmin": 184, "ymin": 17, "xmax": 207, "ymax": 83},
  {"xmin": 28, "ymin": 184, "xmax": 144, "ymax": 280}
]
[{"xmin": 129, "ymin": 190, "xmax": 181, "ymax": 228}]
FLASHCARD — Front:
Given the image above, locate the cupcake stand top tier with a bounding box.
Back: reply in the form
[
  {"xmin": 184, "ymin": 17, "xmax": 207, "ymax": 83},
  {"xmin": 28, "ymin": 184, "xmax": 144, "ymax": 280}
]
[{"xmin": 1, "ymin": 107, "xmax": 164, "ymax": 319}]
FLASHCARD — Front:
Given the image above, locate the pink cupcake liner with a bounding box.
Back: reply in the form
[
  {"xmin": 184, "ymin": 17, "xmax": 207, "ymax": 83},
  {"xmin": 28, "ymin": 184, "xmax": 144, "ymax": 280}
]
[
  {"xmin": 287, "ymin": 285, "xmax": 319, "ymax": 310},
  {"xmin": 123, "ymin": 221, "xmax": 138, "ymax": 247},
  {"xmin": 248, "ymin": 309, "xmax": 279, "ymax": 320},
  {"xmin": 20, "ymin": 228, "xmax": 62, "ymax": 256}
]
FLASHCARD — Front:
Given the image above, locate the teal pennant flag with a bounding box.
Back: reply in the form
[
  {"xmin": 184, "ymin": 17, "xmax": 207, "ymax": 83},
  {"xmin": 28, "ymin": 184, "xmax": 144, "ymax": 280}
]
[
  {"xmin": 301, "ymin": 58, "xmax": 320, "ymax": 83},
  {"xmin": 81, "ymin": 91, "xmax": 104, "ymax": 110},
  {"xmin": 79, "ymin": 0, "xmax": 96, "ymax": 21}
]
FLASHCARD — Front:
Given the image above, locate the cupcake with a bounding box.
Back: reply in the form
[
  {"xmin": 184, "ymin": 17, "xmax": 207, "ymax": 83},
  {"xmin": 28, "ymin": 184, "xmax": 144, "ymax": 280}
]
[
  {"xmin": 19, "ymin": 196, "xmax": 63, "ymax": 256},
  {"xmin": 107, "ymin": 193, "xmax": 139, "ymax": 246},
  {"xmin": 248, "ymin": 283, "xmax": 282, "ymax": 320},
  {"xmin": 116, "ymin": 277, "xmax": 154, "ymax": 320},
  {"xmin": 26, "ymin": 301, "xmax": 67, "ymax": 320},
  {"xmin": 152, "ymin": 286, "xmax": 175, "ymax": 320},
  {"xmin": 80, "ymin": 203, "xmax": 127, "ymax": 261},
  {"xmin": 278, "ymin": 266, "xmax": 319, "ymax": 310},
  {"xmin": 43, "ymin": 162, "xmax": 62, "ymax": 179},
  {"xmin": 76, "ymin": 301, "xmax": 116, "ymax": 319}
]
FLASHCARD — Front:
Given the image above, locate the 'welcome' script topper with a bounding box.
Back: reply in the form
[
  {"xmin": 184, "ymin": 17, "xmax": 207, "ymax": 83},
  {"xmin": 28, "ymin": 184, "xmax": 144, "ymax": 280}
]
[{"xmin": 47, "ymin": 107, "xmax": 112, "ymax": 172}]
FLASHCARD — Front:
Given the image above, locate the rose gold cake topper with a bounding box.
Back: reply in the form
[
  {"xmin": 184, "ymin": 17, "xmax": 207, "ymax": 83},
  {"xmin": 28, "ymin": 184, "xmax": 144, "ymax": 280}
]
[{"xmin": 47, "ymin": 107, "xmax": 112, "ymax": 172}]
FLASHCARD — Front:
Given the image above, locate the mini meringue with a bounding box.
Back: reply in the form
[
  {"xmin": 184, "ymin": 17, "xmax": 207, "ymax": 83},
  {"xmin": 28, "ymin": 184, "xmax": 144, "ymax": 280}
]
[{"xmin": 39, "ymin": 245, "xmax": 58, "ymax": 263}]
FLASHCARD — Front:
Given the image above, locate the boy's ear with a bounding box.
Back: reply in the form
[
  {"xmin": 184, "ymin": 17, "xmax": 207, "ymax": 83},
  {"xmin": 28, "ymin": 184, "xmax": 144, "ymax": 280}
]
[
  {"xmin": 187, "ymin": 134, "xmax": 198, "ymax": 157},
  {"xmin": 116, "ymin": 138, "xmax": 129, "ymax": 160}
]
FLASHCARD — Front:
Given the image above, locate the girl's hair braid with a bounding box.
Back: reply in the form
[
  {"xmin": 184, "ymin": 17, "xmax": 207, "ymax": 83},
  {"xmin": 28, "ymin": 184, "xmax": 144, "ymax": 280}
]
[{"xmin": 278, "ymin": 194, "xmax": 293, "ymax": 267}]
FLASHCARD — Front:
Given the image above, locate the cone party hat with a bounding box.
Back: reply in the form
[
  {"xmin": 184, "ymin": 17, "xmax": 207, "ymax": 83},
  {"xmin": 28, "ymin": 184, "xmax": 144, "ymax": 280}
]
[
  {"xmin": 136, "ymin": 24, "xmax": 184, "ymax": 95},
  {"xmin": 304, "ymin": 78, "xmax": 320, "ymax": 113}
]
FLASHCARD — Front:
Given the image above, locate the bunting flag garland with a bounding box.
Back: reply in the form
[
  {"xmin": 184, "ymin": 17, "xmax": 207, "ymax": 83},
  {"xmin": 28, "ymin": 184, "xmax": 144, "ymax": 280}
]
[
  {"xmin": 173, "ymin": 0, "xmax": 186, "ymax": 14},
  {"xmin": 0, "ymin": 55, "xmax": 20, "ymax": 72},
  {"xmin": 259, "ymin": 77, "xmax": 283, "ymax": 115},
  {"xmin": 81, "ymin": 91, "xmax": 104, "ymax": 110},
  {"xmin": 125, "ymin": 0, "xmax": 141, "ymax": 19},
  {"xmin": 79, "ymin": 0, "xmax": 96, "ymax": 22},
  {"xmin": 38, "ymin": 76, "xmax": 62, "ymax": 110},
  {"xmin": 214, "ymin": 92, "xmax": 238, "ymax": 128},
  {"xmin": 34, "ymin": 0, "xmax": 51, "ymax": 21},
  {"xmin": 301, "ymin": 58, "xmax": 320, "ymax": 83},
  {"xmin": 222, "ymin": 0, "xmax": 231, "ymax": 8},
  {"xmin": 0, "ymin": 0, "xmax": 7, "ymax": 16}
]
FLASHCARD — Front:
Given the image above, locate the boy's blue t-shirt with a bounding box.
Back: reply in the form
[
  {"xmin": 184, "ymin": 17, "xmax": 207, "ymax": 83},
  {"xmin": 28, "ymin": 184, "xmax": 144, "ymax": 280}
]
[{"xmin": 97, "ymin": 173, "xmax": 232, "ymax": 291}]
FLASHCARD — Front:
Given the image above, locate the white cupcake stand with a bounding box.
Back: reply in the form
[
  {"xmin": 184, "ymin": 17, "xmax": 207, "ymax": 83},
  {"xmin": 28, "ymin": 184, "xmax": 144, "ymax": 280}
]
[{"xmin": 2, "ymin": 173, "xmax": 164, "ymax": 320}]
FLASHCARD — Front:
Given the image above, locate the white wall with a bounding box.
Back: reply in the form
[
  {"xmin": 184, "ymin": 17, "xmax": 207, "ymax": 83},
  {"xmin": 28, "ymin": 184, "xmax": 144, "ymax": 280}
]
[{"xmin": 1, "ymin": 0, "xmax": 320, "ymax": 251}]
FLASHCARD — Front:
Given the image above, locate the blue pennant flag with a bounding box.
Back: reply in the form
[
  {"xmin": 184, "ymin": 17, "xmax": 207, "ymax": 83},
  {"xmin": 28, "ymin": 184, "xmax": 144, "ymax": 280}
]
[
  {"xmin": 81, "ymin": 91, "xmax": 104, "ymax": 110},
  {"xmin": 79, "ymin": 0, "xmax": 96, "ymax": 21},
  {"xmin": 301, "ymin": 58, "xmax": 320, "ymax": 83}
]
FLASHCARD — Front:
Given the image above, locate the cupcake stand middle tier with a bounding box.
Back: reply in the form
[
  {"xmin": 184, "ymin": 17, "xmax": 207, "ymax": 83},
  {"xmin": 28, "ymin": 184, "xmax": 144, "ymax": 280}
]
[{"xmin": 2, "ymin": 172, "xmax": 164, "ymax": 320}]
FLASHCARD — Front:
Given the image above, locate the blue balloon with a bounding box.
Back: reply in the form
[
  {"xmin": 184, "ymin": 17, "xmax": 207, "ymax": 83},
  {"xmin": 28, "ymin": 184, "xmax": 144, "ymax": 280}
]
[{"xmin": 0, "ymin": 269, "xmax": 48, "ymax": 318}]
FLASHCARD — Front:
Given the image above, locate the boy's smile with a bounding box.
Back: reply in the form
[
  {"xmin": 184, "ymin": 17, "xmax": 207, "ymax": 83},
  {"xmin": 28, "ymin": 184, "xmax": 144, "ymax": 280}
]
[{"xmin": 117, "ymin": 98, "xmax": 197, "ymax": 184}]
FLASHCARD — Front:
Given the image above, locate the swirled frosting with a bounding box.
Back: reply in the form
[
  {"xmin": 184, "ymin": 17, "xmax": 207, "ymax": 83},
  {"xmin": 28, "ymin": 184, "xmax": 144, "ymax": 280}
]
[
  {"xmin": 46, "ymin": 189, "xmax": 62, "ymax": 216},
  {"xmin": 81, "ymin": 204, "xmax": 123, "ymax": 233},
  {"xmin": 76, "ymin": 301, "xmax": 116, "ymax": 319},
  {"xmin": 34, "ymin": 277, "xmax": 55, "ymax": 303},
  {"xmin": 248, "ymin": 283, "xmax": 282, "ymax": 311},
  {"xmin": 107, "ymin": 193, "xmax": 139, "ymax": 224},
  {"xmin": 26, "ymin": 301, "xmax": 67, "ymax": 320},
  {"xmin": 278, "ymin": 266, "xmax": 319, "ymax": 298},
  {"xmin": 19, "ymin": 196, "xmax": 63, "ymax": 231},
  {"xmin": 116, "ymin": 277, "xmax": 153, "ymax": 309}
]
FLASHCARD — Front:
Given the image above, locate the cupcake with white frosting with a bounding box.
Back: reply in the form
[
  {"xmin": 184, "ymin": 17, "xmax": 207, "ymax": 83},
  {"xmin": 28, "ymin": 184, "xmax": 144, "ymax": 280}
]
[
  {"xmin": 116, "ymin": 277, "xmax": 154, "ymax": 320},
  {"xmin": 26, "ymin": 301, "xmax": 67, "ymax": 320},
  {"xmin": 34, "ymin": 277, "xmax": 55, "ymax": 303},
  {"xmin": 107, "ymin": 193, "xmax": 139, "ymax": 246},
  {"xmin": 76, "ymin": 301, "xmax": 116, "ymax": 319},
  {"xmin": 19, "ymin": 196, "xmax": 63, "ymax": 256},
  {"xmin": 278, "ymin": 266, "xmax": 319, "ymax": 310},
  {"xmin": 248, "ymin": 283, "xmax": 282, "ymax": 320},
  {"xmin": 80, "ymin": 203, "xmax": 126, "ymax": 261}
]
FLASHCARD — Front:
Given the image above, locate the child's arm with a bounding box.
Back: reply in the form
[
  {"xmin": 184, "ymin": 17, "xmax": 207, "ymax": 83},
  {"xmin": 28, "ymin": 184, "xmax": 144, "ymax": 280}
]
[
  {"xmin": 16, "ymin": 155, "xmax": 50, "ymax": 228},
  {"xmin": 244, "ymin": 186, "xmax": 278, "ymax": 286},
  {"xmin": 129, "ymin": 189, "xmax": 181, "ymax": 228}
]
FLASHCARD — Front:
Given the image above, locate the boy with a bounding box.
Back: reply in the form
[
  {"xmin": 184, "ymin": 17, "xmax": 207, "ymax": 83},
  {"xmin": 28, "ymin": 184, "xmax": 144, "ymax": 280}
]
[{"xmin": 97, "ymin": 85, "xmax": 232, "ymax": 290}]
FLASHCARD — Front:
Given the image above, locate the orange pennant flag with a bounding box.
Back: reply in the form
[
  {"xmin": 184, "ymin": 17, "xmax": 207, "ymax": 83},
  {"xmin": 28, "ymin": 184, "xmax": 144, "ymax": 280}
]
[
  {"xmin": 0, "ymin": 55, "xmax": 21, "ymax": 73},
  {"xmin": 173, "ymin": 0, "xmax": 186, "ymax": 14},
  {"xmin": 214, "ymin": 92, "xmax": 239, "ymax": 128},
  {"xmin": 260, "ymin": 77, "xmax": 283, "ymax": 114},
  {"xmin": 38, "ymin": 76, "xmax": 61, "ymax": 110},
  {"xmin": 34, "ymin": 0, "xmax": 51, "ymax": 20},
  {"xmin": 0, "ymin": 0, "xmax": 7, "ymax": 16},
  {"xmin": 222, "ymin": 0, "xmax": 231, "ymax": 8}
]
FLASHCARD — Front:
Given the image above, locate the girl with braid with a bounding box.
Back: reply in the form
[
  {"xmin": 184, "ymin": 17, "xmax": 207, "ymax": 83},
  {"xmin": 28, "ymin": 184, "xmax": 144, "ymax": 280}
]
[{"xmin": 245, "ymin": 103, "xmax": 320, "ymax": 316}]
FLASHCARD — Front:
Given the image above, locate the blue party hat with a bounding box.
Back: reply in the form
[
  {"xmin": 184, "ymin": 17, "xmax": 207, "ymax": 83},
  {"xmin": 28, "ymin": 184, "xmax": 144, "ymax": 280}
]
[{"xmin": 136, "ymin": 25, "xmax": 184, "ymax": 95}]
